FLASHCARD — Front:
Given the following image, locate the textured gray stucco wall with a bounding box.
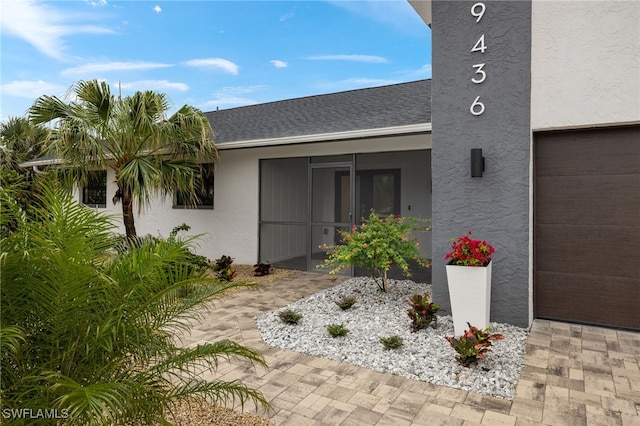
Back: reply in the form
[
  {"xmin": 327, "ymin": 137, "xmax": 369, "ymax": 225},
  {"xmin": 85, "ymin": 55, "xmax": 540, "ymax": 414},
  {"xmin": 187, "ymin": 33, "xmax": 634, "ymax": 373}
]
[{"xmin": 431, "ymin": 0, "xmax": 532, "ymax": 327}]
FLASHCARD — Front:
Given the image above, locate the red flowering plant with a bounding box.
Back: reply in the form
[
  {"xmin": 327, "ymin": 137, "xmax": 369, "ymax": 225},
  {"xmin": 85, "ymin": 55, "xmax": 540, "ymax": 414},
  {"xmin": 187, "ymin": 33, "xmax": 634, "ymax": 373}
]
[{"xmin": 445, "ymin": 231, "xmax": 494, "ymax": 267}]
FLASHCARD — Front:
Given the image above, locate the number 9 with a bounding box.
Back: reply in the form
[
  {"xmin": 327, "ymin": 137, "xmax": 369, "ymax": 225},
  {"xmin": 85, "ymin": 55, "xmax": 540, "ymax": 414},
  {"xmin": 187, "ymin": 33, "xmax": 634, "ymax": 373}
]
[{"xmin": 471, "ymin": 2, "xmax": 486, "ymax": 23}]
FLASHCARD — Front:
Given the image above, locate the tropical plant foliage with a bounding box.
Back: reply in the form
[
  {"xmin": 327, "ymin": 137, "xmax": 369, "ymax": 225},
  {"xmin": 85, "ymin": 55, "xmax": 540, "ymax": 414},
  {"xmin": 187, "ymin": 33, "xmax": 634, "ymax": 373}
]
[
  {"xmin": 28, "ymin": 79, "xmax": 219, "ymax": 238},
  {"xmin": 0, "ymin": 182, "xmax": 269, "ymax": 425},
  {"xmin": 334, "ymin": 295, "xmax": 357, "ymax": 310},
  {"xmin": 445, "ymin": 323, "xmax": 504, "ymax": 367},
  {"xmin": 277, "ymin": 309, "xmax": 303, "ymax": 325},
  {"xmin": 213, "ymin": 255, "xmax": 237, "ymax": 282},
  {"xmin": 379, "ymin": 335, "xmax": 404, "ymax": 350},
  {"xmin": 407, "ymin": 294, "xmax": 440, "ymax": 332},
  {"xmin": 0, "ymin": 118, "xmax": 51, "ymax": 225},
  {"xmin": 326, "ymin": 323, "xmax": 349, "ymax": 338},
  {"xmin": 0, "ymin": 116, "xmax": 49, "ymax": 172},
  {"xmin": 318, "ymin": 210, "xmax": 431, "ymax": 292}
]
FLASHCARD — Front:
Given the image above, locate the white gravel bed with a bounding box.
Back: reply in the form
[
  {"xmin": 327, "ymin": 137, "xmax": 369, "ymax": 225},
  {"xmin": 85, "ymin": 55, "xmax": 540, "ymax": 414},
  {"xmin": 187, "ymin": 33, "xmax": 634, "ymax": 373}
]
[{"xmin": 255, "ymin": 277, "xmax": 528, "ymax": 399}]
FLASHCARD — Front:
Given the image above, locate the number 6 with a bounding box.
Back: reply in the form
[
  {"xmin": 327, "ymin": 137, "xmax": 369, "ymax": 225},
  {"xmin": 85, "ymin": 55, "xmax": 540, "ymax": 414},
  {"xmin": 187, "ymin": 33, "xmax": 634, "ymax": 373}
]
[{"xmin": 470, "ymin": 96, "xmax": 485, "ymax": 116}]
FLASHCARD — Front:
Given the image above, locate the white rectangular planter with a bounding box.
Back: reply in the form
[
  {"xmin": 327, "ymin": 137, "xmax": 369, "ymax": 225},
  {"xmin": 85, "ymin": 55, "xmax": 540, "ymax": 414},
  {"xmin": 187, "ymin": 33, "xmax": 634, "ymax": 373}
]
[{"xmin": 445, "ymin": 261, "xmax": 492, "ymax": 336}]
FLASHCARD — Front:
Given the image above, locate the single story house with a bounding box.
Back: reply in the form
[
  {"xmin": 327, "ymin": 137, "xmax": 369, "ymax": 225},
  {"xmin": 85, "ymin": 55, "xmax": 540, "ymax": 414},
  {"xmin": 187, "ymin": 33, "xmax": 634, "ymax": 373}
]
[
  {"xmin": 25, "ymin": 0, "xmax": 639, "ymax": 331},
  {"xmin": 76, "ymin": 79, "xmax": 434, "ymax": 278}
]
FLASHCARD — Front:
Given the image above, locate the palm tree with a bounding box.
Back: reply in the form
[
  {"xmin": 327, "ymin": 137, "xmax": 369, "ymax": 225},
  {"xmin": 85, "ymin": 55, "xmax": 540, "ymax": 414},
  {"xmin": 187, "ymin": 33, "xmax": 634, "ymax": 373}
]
[
  {"xmin": 0, "ymin": 116, "xmax": 49, "ymax": 172},
  {"xmin": 1, "ymin": 182, "xmax": 269, "ymax": 424},
  {"xmin": 29, "ymin": 79, "xmax": 218, "ymax": 238},
  {"xmin": 0, "ymin": 117, "xmax": 51, "ymax": 226}
]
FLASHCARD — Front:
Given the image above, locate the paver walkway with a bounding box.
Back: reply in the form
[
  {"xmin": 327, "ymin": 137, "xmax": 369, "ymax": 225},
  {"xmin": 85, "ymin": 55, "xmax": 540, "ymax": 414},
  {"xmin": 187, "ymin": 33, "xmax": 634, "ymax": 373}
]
[{"xmin": 179, "ymin": 272, "xmax": 640, "ymax": 425}]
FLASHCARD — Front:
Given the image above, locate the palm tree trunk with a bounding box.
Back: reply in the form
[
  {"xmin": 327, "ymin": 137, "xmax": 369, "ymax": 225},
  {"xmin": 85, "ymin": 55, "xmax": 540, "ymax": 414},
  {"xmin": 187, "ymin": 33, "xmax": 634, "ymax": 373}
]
[{"xmin": 121, "ymin": 187, "xmax": 137, "ymax": 238}]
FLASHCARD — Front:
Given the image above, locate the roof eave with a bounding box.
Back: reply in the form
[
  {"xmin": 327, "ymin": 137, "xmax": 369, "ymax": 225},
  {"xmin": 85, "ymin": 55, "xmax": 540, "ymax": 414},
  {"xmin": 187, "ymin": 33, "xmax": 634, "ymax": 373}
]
[
  {"xmin": 216, "ymin": 123, "xmax": 432, "ymax": 150},
  {"xmin": 18, "ymin": 157, "xmax": 64, "ymax": 168},
  {"xmin": 409, "ymin": 0, "xmax": 432, "ymax": 27}
]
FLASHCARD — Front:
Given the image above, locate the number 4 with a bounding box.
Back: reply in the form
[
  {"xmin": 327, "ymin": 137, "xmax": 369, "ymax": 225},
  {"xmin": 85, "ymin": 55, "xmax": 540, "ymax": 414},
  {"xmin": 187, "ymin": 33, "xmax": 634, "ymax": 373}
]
[{"xmin": 471, "ymin": 34, "xmax": 487, "ymax": 53}]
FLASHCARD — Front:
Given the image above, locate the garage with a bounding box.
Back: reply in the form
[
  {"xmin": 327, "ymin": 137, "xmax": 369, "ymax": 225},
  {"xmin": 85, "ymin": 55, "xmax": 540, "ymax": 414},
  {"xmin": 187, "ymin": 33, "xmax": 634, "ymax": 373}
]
[{"xmin": 534, "ymin": 125, "xmax": 640, "ymax": 330}]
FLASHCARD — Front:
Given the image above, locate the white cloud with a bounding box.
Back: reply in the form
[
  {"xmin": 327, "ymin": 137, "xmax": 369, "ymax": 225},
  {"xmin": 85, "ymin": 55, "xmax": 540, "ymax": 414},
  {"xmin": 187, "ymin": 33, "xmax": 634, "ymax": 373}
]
[
  {"xmin": 61, "ymin": 61, "xmax": 173, "ymax": 76},
  {"xmin": 85, "ymin": 0, "xmax": 107, "ymax": 6},
  {"xmin": 306, "ymin": 54, "xmax": 388, "ymax": 64},
  {"xmin": 412, "ymin": 64, "xmax": 432, "ymax": 78},
  {"xmin": 202, "ymin": 86, "xmax": 266, "ymax": 109},
  {"xmin": 328, "ymin": 1, "xmax": 425, "ymax": 36},
  {"xmin": 183, "ymin": 58, "xmax": 239, "ymax": 75},
  {"xmin": 118, "ymin": 80, "xmax": 189, "ymax": 92},
  {"xmin": 279, "ymin": 12, "xmax": 294, "ymax": 22},
  {"xmin": 270, "ymin": 60, "xmax": 288, "ymax": 68},
  {"xmin": 0, "ymin": 0, "xmax": 114, "ymax": 60},
  {"xmin": 153, "ymin": 5, "xmax": 162, "ymax": 13},
  {"xmin": 316, "ymin": 78, "xmax": 399, "ymax": 92},
  {"xmin": 202, "ymin": 97, "xmax": 257, "ymax": 109},
  {"xmin": 0, "ymin": 80, "xmax": 66, "ymax": 99}
]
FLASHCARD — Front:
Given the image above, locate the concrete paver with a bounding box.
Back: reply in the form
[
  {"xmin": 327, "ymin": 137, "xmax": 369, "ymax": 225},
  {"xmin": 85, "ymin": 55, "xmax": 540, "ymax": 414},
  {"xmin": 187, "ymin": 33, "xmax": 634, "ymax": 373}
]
[{"xmin": 180, "ymin": 272, "xmax": 640, "ymax": 425}]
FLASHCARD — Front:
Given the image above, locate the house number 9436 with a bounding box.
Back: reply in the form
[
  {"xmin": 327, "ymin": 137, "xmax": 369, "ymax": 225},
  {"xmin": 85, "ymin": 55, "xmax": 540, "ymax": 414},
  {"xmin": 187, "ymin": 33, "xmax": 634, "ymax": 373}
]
[{"xmin": 470, "ymin": 2, "xmax": 486, "ymax": 116}]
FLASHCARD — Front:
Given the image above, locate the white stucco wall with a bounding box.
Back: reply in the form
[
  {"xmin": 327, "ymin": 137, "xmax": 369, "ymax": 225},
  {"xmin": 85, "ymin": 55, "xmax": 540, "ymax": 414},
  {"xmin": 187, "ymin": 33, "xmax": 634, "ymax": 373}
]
[
  {"xmin": 531, "ymin": 1, "xmax": 640, "ymax": 130},
  {"xmin": 95, "ymin": 133, "xmax": 431, "ymax": 265}
]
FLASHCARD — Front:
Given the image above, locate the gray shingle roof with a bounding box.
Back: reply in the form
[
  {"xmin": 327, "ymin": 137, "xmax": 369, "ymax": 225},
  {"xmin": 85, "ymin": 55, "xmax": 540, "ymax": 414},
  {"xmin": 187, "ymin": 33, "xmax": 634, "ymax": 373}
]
[{"xmin": 205, "ymin": 79, "xmax": 431, "ymax": 145}]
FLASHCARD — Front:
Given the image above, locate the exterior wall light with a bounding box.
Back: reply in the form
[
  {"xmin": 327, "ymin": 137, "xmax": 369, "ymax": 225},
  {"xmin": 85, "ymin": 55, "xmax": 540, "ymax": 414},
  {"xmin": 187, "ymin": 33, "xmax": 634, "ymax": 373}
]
[{"xmin": 471, "ymin": 148, "xmax": 485, "ymax": 177}]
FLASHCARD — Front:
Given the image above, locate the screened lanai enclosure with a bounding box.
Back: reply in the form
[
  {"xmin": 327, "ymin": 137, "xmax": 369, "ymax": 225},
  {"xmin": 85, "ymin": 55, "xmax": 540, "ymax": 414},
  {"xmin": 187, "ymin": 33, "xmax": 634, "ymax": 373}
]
[{"xmin": 258, "ymin": 150, "xmax": 432, "ymax": 281}]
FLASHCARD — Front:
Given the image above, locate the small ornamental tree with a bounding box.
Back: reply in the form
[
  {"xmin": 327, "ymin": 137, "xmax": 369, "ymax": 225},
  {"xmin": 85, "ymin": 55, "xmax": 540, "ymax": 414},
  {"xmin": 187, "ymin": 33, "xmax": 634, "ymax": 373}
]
[{"xmin": 318, "ymin": 210, "xmax": 431, "ymax": 292}]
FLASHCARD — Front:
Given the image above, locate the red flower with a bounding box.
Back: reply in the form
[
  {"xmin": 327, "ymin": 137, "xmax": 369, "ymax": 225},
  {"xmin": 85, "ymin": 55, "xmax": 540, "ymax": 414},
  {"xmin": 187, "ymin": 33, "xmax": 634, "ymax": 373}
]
[{"xmin": 445, "ymin": 232, "xmax": 494, "ymax": 266}]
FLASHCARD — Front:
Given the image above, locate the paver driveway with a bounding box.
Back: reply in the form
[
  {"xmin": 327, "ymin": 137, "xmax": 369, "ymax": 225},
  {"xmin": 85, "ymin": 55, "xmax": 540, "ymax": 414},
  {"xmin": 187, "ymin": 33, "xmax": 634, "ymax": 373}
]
[{"xmin": 179, "ymin": 272, "xmax": 640, "ymax": 425}]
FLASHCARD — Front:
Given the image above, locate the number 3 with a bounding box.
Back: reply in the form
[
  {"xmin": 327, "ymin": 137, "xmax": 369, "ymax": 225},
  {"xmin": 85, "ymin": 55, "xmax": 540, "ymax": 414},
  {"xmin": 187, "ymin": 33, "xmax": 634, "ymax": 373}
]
[{"xmin": 472, "ymin": 63, "xmax": 486, "ymax": 84}]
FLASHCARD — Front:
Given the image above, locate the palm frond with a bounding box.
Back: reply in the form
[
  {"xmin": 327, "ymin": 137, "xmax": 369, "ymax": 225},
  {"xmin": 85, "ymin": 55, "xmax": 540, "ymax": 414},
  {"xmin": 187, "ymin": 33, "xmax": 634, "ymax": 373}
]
[
  {"xmin": 74, "ymin": 80, "xmax": 114, "ymax": 123},
  {"xmin": 0, "ymin": 326, "xmax": 26, "ymax": 356},
  {"xmin": 167, "ymin": 379, "xmax": 270, "ymax": 413},
  {"xmin": 39, "ymin": 372, "xmax": 129, "ymax": 425},
  {"xmin": 29, "ymin": 95, "xmax": 72, "ymax": 125},
  {"xmin": 1, "ymin": 179, "xmax": 267, "ymax": 424}
]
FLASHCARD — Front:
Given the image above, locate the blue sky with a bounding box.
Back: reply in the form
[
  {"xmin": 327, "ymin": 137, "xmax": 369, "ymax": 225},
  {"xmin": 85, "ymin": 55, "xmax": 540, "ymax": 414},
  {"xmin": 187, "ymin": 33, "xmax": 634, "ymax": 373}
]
[{"xmin": 0, "ymin": 0, "xmax": 431, "ymax": 121}]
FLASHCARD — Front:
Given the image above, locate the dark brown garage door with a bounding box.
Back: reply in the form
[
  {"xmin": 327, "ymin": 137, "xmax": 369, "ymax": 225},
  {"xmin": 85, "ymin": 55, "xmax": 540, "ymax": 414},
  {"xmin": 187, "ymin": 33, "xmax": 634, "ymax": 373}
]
[{"xmin": 534, "ymin": 125, "xmax": 640, "ymax": 330}]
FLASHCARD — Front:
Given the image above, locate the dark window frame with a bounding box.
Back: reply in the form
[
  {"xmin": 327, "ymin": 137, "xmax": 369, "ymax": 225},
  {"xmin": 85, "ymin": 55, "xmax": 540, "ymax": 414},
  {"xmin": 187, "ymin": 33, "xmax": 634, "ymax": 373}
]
[
  {"xmin": 82, "ymin": 170, "xmax": 107, "ymax": 208},
  {"xmin": 173, "ymin": 163, "xmax": 215, "ymax": 210}
]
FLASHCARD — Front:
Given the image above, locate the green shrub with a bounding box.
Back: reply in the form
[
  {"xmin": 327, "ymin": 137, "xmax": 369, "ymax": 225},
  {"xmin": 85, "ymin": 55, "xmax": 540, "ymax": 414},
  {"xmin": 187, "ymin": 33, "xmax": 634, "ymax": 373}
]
[
  {"xmin": 445, "ymin": 323, "xmax": 504, "ymax": 367},
  {"xmin": 335, "ymin": 295, "xmax": 357, "ymax": 310},
  {"xmin": 278, "ymin": 309, "xmax": 302, "ymax": 324},
  {"xmin": 327, "ymin": 323, "xmax": 349, "ymax": 337},
  {"xmin": 407, "ymin": 294, "xmax": 440, "ymax": 332},
  {"xmin": 379, "ymin": 335, "xmax": 404, "ymax": 350},
  {"xmin": 318, "ymin": 210, "xmax": 431, "ymax": 292},
  {"xmin": 0, "ymin": 183, "xmax": 268, "ymax": 425},
  {"xmin": 111, "ymin": 223, "xmax": 213, "ymax": 275}
]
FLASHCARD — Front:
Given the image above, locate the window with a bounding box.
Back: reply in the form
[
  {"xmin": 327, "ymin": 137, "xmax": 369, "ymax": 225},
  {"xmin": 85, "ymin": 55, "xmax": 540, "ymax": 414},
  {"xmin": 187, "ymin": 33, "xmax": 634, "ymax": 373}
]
[
  {"xmin": 82, "ymin": 170, "xmax": 107, "ymax": 208},
  {"xmin": 174, "ymin": 163, "xmax": 214, "ymax": 209},
  {"xmin": 358, "ymin": 170, "xmax": 401, "ymax": 218},
  {"xmin": 336, "ymin": 169, "xmax": 401, "ymax": 223}
]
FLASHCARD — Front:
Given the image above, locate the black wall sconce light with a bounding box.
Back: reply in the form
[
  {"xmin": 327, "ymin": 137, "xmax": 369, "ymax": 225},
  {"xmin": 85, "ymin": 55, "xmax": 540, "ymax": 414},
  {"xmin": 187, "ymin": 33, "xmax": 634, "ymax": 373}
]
[{"xmin": 471, "ymin": 148, "xmax": 485, "ymax": 178}]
